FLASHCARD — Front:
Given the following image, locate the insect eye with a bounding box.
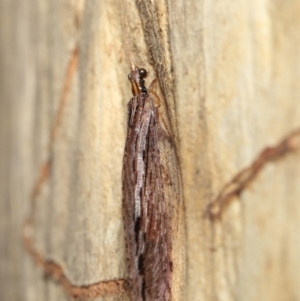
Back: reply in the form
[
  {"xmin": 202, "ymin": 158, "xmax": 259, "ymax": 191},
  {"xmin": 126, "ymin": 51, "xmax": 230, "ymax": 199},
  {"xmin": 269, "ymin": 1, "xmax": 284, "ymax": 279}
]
[{"xmin": 139, "ymin": 68, "xmax": 148, "ymax": 79}]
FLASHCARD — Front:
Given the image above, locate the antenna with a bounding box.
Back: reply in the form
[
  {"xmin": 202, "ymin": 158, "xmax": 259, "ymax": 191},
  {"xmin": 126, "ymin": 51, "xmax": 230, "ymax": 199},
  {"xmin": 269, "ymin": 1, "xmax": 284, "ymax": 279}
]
[{"xmin": 122, "ymin": 0, "xmax": 137, "ymax": 71}]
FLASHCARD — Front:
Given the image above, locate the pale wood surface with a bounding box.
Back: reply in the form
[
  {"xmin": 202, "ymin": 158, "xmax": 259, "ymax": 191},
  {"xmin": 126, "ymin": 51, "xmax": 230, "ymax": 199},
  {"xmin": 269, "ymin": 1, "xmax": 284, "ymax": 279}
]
[{"xmin": 1, "ymin": 0, "xmax": 300, "ymax": 301}]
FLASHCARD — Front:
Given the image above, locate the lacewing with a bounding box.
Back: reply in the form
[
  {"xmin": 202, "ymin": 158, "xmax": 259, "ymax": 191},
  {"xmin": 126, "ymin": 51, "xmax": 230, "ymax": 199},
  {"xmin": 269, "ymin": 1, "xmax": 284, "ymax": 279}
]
[
  {"xmin": 121, "ymin": 1, "xmax": 185, "ymax": 298},
  {"xmin": 122, "ymin": 65, "xmax": 172, "ymax": 301}
]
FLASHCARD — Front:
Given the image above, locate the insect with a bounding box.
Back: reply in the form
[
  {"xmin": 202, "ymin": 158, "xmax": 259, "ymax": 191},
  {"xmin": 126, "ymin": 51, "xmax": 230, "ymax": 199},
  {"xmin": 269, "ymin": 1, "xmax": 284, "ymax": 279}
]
[
  {"xmin": 121, "ymin": 1, "xmax": 185, "ymax": 298},
  {"xmin": 122, "ymin": 65, "xmax": 172, "ymax": 301}
]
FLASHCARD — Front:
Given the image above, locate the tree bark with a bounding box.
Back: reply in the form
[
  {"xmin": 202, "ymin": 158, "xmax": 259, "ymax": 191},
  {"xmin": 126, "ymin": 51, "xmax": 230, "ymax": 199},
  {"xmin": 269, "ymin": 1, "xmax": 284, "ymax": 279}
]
[{"xmin": 1, "ymin": 0, "xmax": 300, "ymax": 301}]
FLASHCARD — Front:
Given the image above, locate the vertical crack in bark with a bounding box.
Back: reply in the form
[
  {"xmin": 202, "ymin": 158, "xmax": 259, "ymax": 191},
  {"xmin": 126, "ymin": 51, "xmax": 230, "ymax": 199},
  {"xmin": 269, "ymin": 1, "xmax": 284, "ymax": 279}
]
[{"xmin": 207, "ymin": 128, "xmax": 300, "ymax": 220}]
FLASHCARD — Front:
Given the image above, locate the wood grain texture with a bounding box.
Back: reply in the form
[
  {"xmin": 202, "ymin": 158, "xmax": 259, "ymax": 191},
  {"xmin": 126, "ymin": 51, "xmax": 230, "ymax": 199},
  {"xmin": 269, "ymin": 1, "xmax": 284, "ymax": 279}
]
[
  {"xmin": 168, "ymin": 1, "xmax": 300, "ymax": 300},
  {"xmin": 0, "ymin": 0, "xmax": 300, "ymax": 301}
]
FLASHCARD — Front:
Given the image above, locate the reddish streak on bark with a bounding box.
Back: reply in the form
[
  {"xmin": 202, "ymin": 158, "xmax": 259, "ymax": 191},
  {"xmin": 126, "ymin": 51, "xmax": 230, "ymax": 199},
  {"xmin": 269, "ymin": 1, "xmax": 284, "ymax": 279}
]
[
  {"xmin": 50, "ymin": 46, "xmax": 79, "ymax": 145},
  {"xmin": 30, "ymin": 46, "xmax": 78, "ymax": 204},
  {"xmin": 31, "ymin": 160, "xmax": 51, "ymax": 200},
  {"xmin": 23, "ymin": 45, "xmax": 127, "ymax": 299},
  {"xmin": 208, "ymin": 128, "xmax": 300, "ymax": 220}
]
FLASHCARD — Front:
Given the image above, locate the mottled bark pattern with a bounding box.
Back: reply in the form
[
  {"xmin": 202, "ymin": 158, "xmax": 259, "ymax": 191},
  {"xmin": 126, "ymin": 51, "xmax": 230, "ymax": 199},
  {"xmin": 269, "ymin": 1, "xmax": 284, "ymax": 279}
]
[{"xmin": 122, "ymin": 68, "xmax": 172, "ymax": 301}]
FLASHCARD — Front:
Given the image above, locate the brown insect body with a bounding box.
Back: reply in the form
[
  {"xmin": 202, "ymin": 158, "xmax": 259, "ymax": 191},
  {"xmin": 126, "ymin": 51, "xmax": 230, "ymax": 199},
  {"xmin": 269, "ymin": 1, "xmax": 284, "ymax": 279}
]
[{"xmin": 122, "ymin": 67, "xmax": 172, "ymax": 301}]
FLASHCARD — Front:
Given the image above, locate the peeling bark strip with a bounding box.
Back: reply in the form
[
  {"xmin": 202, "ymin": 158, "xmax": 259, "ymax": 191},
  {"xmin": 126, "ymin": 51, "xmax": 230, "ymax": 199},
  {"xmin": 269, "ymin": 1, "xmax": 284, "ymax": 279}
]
[
  {"xmin": 122, "ymin": 67, "xmax": 173, "ymax": 301},
  {"xmin": 208, "ymin": 128, "xmax": 300, "ymax": 219}
]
